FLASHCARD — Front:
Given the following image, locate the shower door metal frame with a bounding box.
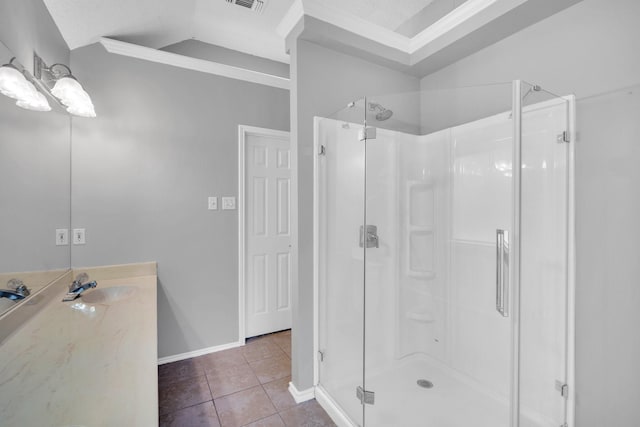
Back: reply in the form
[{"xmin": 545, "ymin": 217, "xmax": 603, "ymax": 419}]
[
  {"xmin": 566, "ymin": 93, "xmax": 576, "ymax": 427},
  {"xmin": 511, "ymin": 79, "xmax": 524, "ymax": 427}
]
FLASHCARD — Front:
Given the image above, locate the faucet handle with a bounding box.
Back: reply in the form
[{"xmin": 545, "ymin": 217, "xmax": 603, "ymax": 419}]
[
  {"xmin": 70, "ymin": 272, "xmax": 90, "ymax": 292},
  {"xmin": 74, "ymin": 272, "xmax": 89, "ymax": 284},
  {"xmin": 7, "ymin": 278, "xmax": 24, "ymax": 290},
  {"xmin": 7, "ymin": 278, "xmax": 30, "ymax": 297}
]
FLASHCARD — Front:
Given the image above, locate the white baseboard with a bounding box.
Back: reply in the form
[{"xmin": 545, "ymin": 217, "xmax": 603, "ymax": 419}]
[
  {"xmin": 158, "ymin": 340, "xmax": 244, "ymax": 365},
  {"xmin": 288, "ymin": 382, "xmax": 315, "ymax": 404},
  {"xmin": 315, "ymin": 385, "xmax": 357, "ymax": 427}
]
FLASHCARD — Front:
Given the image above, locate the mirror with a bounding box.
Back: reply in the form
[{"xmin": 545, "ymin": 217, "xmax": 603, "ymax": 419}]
[{"xmin": 0, "ymin": 40, "xmax": 71, "ymax": 316}]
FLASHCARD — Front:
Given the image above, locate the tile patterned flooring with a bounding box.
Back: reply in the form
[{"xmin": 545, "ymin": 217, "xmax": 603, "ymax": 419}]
[{"xmin": 158, "ymin": 330, "xmax": 337, "ymax": 427}]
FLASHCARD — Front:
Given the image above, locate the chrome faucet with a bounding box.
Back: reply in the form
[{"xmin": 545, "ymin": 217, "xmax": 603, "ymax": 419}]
[
  {"xmin": 0, "ymin": 278, "xmax": 31, "ymax": 301},
  {"xmin": 63, "ymin": 273, "xmax": 97, "ymax": 301}
]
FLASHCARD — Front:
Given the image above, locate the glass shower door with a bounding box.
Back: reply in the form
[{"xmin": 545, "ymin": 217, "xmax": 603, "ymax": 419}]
[
  {"xmin": 315, "ymin": 101, "xmax": 367, "ymax": 427},
  {"xmin": 361, "ymin": 84, "xmax": 518, "ymax": 427},
  {"xmin": 518, "ymin": 84, "xmax": 572, "ymax": 427}
]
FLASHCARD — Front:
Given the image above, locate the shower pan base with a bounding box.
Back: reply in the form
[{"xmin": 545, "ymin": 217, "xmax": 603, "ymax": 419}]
[{"xmin": 317, "ymin": 356, "xmax": 557, "ymax": 427}]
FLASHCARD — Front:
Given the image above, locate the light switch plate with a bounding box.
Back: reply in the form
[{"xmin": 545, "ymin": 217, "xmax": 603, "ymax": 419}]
[
  {"xmin": 73, "ymin": 228, "xmax": 86, "ymax": 245},
  {"xmin": 208, "ymin": 196, "xmax": 218, "ymax": 210},
  {"xmin": 222, "ymin": 196, "xmax": 236, "ymax": 210},
  {"xmin": 56, "ymin": 229, "xmax": 69, "ymax": 246}
]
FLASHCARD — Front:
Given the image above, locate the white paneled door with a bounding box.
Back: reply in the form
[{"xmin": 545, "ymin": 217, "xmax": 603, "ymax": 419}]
[{"xmin": 243, "ymin": 128, "xmax": 292, "ymax": 338}]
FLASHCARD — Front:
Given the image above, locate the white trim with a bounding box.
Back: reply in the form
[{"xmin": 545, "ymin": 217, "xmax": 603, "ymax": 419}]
[
  {"xmin": 158, "ymin": 340, "xmax": 243, "ymax": 365},
  {"xmin": 409, "ymin": 0, "xmax": 517, "ymax": 53},
  {"xmin": 302, "ymin": 0, "xmax": 409, "ymax": 52},
  {"xmin": 238, "ymin": 125, "xmax": 293, "ymax": 343},
  {"xmin": 290, "ymin": 97, "xmax": 299, "ymax": 382},
  {"xmin": 98, "ymin": 38, "xmax": 290, "ymax": 90},
  {"xmin": 315, "ymin": 385, "xmax": 357, "ymax": 427},
  {"xmin": 238, "ymin": 125, "xmax": 247, "ymax": 345},
  {"xmin": 565, "ymin": 94, "xmax": 576, "ymax": 427},
  {"xmin": 288, "ymin": 382, "xmax": 315, "ymax": 404},
  {"xmin": 312, "ymin": 117, "xmax": 321, "ymax": 386},
  {"xmin": 277, "ymin": 0, "xmax": 407, "ymax": 52},
  {"xmin": 276, "ymin": 0, "xmax": 528, "ymax": 59},
  {"xmin": 276, "ymin": 0, "xmax": 305, "ymax": 39}
]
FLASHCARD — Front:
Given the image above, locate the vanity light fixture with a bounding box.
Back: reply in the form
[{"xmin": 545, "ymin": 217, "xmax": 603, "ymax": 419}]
[
  {"xmin": 0, "ymin": 58, "xmax": 51, "ymax": 112},
  {"xmin": 33, "ymin": 53, "xmax": 96, "ymax": 118}
]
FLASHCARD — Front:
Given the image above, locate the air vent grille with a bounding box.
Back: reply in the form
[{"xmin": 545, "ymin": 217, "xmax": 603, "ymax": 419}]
[
  {"xmin": 236, "ymin": 0, "xmax": 254, "ymax": 8},
  {"xmin": 225, "ymin": 0, "xmax": 267, "ymax": 13}
]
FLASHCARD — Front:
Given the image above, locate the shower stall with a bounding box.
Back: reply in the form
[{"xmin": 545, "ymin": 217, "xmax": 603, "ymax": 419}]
[{"xmin": 313, "ymin": 82, "xmax": 575, "ymax": 427}]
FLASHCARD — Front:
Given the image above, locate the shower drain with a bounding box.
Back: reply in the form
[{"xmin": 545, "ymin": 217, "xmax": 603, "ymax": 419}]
[{"xmin": 417, "ymin": 379, "xmax": 434, "ymax": 389}]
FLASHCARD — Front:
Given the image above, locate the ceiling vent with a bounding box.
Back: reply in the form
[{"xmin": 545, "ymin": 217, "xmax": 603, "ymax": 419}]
[{"xmin": 225, "ymin": 0, "xmax": 267, "ymax": 14}]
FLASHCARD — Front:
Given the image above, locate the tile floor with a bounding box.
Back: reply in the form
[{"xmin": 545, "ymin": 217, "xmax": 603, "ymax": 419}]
[{"xmin": 158, "ymin": 330, "xmax": 337, "ymax": 427}]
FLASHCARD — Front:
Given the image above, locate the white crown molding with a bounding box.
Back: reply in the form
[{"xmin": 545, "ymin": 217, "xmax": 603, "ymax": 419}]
[
  {"xmin": 99, "ymin": 38, "xmax": 290, "ymax": 90},
  {"xmin": 277, "ymin": 0, "xmax": 528, "ymax": 60},
  {"xmin": 409, "ymin": 0, "xmax": 500, "ymax": 52},
  {"xmin": 277, "ymin": 0, "xmax": 409, "ymax": 51},
  {"xmin": 276, "ymin": 0, "xmax": 305, "ymax": 39},
  {"xmin": 302, "ymin": 0, "xmax": 410, "ymax": 51}
]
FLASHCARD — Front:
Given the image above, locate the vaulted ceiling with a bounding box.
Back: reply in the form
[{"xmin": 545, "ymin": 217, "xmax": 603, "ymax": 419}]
[{"xmin": 42, "ymin": 0, "xmax": 437, "ymax": 64}]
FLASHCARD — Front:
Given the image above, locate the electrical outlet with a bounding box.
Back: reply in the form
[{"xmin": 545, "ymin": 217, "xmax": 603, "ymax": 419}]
[
  {"xmin": 222, "ymin": 196, "xmax": 236, "ymax": 210},
  {"xmin": 208, "ymin": 196, "xmax": 218, "ymax": 210},
  {"xmin": 56, "ymin": 229, "xmax": 69, "ymax": 246},
  {"xmin": 73, "ymin": 228, "xmax": 86, "ymax": 245}
]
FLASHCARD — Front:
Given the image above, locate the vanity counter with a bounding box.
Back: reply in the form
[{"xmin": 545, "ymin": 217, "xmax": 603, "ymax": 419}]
[{"xmin": 0, "ymin": 264, "xmax": 158, "ymax": 427}]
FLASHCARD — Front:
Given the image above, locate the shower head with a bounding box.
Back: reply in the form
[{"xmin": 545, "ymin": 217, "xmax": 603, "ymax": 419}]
[{"xmin": 368, "ymin": 102, "xmax": 393, "ymax": 121}]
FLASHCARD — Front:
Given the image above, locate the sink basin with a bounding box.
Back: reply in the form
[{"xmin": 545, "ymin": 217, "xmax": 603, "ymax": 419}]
[{"xmin": 81, "ymin": 286, "xmax": 137, "ymax": 304}]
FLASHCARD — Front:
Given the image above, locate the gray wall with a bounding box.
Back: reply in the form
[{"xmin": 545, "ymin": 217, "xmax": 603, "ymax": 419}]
[
  {"xmin": 420, "ymin": 0, "xmax": 640, "ymax": 424},
  {"xmin": 575, "ymin": 85, "xmax": 640, "ymax": 426},
  {"xmin": 70, "ymin": 43, "xmax": 289, "ymax": 359},
  {"xmin": 162, "ymin": 39, "xmax": 290, "ymax": 79},
  {"xmin": 0, "ymin": 0, "xmax": 69, "ymax": 75},
  {"xmin": 0, "ymin": 80, "xmax": 71, "ymax": 274},
  {"xmin": 290, "ymin": 39, "xmax": 420, "ymax": 390},
  {"xmin": 0, "ymin": 1, "xmax": 71, "ymax": 279},
  {"xmin": 419, "ymin": 0, "xmax": 640, "ymax": 97}
]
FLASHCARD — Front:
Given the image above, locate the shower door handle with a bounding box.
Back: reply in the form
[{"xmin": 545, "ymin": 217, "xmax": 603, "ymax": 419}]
[{"xmin": 496, "ymin": 229, "xmax": 509, "ymax": 317}]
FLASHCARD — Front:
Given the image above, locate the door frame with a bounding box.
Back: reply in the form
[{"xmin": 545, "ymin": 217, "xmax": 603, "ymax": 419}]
[{"xmin": 238, "ymin": 125, "xmax": 294, "ymax": 343}]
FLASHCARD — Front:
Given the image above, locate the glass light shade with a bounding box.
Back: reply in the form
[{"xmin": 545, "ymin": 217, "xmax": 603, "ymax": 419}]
[
  {"xmin": 0, "ymin": 65, "xmax": 30, "ymax": 100},
  {"xmin": 51, "ymin": 76, "xmax": 82, "ymax": 100},
  {"xmin": 16, "ymin": 89, "xmax": 52, "ymax": 112},
  {"xmin": 51, "ymin": 76, "xmax": 96, "ymax": 118},
  {"xmin": 0, "ymin": 64, "xmax": 51, "ymax": 111}
]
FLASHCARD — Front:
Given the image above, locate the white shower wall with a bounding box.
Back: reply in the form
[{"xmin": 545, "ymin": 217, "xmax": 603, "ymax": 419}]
[{"xmin": 316, "ymin": 97, "xmax": 571, "ymax": 427}]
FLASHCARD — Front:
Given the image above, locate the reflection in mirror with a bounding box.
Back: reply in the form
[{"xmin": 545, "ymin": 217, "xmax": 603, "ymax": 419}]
[{"xmin": 0, "ymin": 40, "xmax": 71, "ymax": 316}]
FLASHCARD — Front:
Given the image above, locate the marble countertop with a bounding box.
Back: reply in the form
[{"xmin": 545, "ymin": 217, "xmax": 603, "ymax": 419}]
[{"xmin": 0, "ymin": 267, "xmax": 158, "ymax": 427}]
